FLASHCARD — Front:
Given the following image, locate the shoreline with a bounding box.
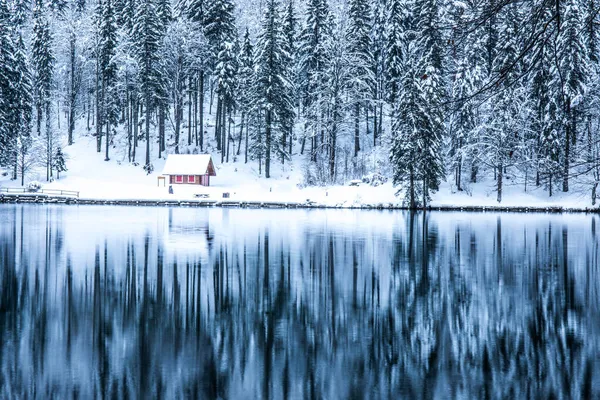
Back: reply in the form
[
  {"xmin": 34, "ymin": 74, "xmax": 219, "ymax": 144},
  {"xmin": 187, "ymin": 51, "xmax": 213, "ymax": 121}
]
[{"xmin": 1, "ymin": 193, "xmax": 598, "ymax": 213}]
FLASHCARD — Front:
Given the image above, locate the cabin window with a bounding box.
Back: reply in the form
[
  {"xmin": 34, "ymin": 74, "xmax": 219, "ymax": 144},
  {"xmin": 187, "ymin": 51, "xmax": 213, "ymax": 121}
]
[
  {"xmin": 175, "ymin": 175, "xmax": 183, "ymax": 183},
  {"xmin": 188, "ymin": 175, "xmax": 195, "ymax": 183}
]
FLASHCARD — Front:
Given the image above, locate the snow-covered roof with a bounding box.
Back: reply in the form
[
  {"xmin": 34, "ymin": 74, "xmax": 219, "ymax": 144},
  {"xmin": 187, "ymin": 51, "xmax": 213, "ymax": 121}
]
[{"xmin": 162, "ymin": 154, "xmax": 216, "ymax": 176}]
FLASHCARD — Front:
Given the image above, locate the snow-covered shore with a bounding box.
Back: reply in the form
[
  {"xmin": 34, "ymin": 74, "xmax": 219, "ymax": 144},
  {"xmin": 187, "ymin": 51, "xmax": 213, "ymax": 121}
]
[{"xmin": 1, "ymin": 136, "xmax": 598, "ymax": 212}]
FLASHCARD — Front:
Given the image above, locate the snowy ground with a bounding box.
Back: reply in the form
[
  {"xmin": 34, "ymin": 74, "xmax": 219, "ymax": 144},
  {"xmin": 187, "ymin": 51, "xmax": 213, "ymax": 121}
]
[{"xmin": 0, "ymin": 133, "xmax": 597, "ymax": 210}]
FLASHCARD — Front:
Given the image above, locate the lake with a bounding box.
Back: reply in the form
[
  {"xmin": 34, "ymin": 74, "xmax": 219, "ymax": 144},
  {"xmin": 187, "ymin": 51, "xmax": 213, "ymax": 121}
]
[{"xmin": 0, "ymin": 204, "xmax": 599, "ymax": 399}]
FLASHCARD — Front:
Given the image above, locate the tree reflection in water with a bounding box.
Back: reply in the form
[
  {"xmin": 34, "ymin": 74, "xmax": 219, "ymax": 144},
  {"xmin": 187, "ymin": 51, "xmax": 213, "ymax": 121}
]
[{"xmin": 0, "ymin": 205, "xmax": 599, "ymax": 399}]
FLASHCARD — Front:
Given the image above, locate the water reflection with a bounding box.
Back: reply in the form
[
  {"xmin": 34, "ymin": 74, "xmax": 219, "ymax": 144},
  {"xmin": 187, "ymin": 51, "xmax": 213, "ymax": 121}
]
[{"xmin": 0, "ymin": 205, "xmax": 599, "ymax": 399}]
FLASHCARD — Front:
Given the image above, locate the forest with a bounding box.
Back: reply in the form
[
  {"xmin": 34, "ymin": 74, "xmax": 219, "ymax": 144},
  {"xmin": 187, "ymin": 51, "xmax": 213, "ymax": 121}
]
[{"xmin": 1, "ymin": 0, "xmax": 600, "ymax": 206}]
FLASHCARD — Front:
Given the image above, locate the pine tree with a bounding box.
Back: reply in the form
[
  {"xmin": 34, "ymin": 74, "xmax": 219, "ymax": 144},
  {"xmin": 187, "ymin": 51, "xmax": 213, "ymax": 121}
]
[
  {"xmin": 558, "ymin": 0, "xmax": 588, "ymax": 192},
  {"xmin": 384, "ymin": 0, "xmax": 404, "ymax": 106},
  {"xmin": 132, "ymin": 0, "xmax": 162, "ymax": 173},
  {"xmin": 0, "ymin": 0, "xmax": 17, "ymax": 169},
  {"xmin": 32, "ymin": 4, "xmax": 54, "ymax": 138},
  {"xmin": 253, "ymin": 0, "xmax": 294, "ymax": 178},
  {"xmin": 371, "ymin": 0, "xmax": 386, "ymax": 151},
  {"xmin": 281, "ymin": 0, "xmax": 298, "ymax": 159},
  {"xmin": 237, "ymin": 28, "xmax": 254, "ymax": 162},
  {"xmin": 415, "ymin": 0, "xmax": 444, "ymax": 206},
  {"xmin": 390, "ymin": 0, "xmax": 444, "ymax": 208},
  {"xmin": 297, "ymin": 0, "xmax": 331, "ymax": 161},
  {"xmin": 31, "ymin": 3, "xmax": 55, "ymax": 181},
  {"xmin": 14, "ymin": 34, "xmax": 33, "ymax": 186},
  {"xmin": 347, "ymin": 0, "xmax": 373, "ymax": 156},
  {"xmin": 53, "ymin": 147, "xmax": 68, "ymax": 178},
  {"xmin": 205, "ymin": 0, "xmax": 237, "ymax": 160},
  {"xmin": 155, "ymin": 0, "xmax": 171, "ymax": 159},
  {"xmin": 99, "ymin": 0, "xmax": 118, "ymax": 161}
]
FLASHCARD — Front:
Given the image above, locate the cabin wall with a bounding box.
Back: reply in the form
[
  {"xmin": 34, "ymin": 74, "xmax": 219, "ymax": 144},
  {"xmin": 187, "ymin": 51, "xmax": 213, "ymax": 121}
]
[{"xmin": 169, "ymin": 175, "xmax": 210, "ymax": 186}]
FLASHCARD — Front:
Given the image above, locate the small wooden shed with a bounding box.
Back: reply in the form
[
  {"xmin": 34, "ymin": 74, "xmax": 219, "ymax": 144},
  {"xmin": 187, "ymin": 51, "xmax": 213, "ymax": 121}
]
[{"xmin": 162, "ymin": 154, "xmax": 217, "ymax": 186}]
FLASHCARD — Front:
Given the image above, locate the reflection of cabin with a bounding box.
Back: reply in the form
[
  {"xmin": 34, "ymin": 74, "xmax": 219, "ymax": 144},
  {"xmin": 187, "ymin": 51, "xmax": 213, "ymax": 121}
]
[{"xmin": 162, "ymin": 154, "xmax": 217, "ymax": 186}]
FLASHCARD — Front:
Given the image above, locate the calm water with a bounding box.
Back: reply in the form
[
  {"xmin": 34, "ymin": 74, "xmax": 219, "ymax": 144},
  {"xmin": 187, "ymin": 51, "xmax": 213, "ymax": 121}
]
[{"xmin": 0, "ymin": 205, "xmax": 599, "ymax": 399}]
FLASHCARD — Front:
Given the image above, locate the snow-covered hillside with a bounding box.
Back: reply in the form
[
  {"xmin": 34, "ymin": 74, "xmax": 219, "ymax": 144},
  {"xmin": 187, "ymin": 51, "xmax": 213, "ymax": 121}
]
[{"xmin": 0, "ymin": 131, "xmax": 596, "ymax": 210}]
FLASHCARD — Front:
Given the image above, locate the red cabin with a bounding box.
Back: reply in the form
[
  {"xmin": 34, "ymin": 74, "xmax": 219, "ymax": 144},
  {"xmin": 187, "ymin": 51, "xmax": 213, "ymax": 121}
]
[{"xmin": 162, "ymin": 154, "xmax": 217, "ymax": 186}]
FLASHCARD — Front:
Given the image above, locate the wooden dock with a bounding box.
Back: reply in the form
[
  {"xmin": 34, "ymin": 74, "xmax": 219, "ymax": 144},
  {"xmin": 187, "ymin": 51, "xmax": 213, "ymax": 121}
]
[{"xmin": 0, "ymin": 192, "xmax": 598, "ymax": 213}]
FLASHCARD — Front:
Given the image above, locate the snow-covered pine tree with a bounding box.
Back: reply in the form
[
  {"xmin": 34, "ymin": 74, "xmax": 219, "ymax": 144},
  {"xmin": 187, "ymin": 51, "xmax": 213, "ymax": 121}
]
[
  {"xmin": 0, "ymin": 0, "xmax": 17, "ymax": 169},
  {"xmin": 414, "ymin": 0, "xmax": 444, "ymax": 206},
  {"xmin": 347, "ymin": 0, "xmax": 373, "ymax": 156},
  {"xmin": 297, "ymin": 0, "xmax": 331, "ymax": 161},
  {"xmin": 558, "ymin": 0, "xmax": 588, "ymax": 192},
  {"xmin": 163, "ymin": 18, "xmax": 193, "ymax": 154},
  {"xmin": 32, "ymin": 3, "xmax": 54, "ymax": 139},
  {"xmin": 53, "ymin": 147, "xmax": 68, "ymax": 178},
  {"xmin": 31, "ymin": 3, "xmax": 55, "ymax": 181},
  {"xmin": 99, "ymin": 0, "xmax": 118, "ymax": 161},
  {"xmin": 14, "ymin": 33, "xmax": 33, "ymax": 185},
  {"xmin": 205, "ymin": 0, "xmax": 237, "ymax": 160},
  {"xmin": 390, "ymin": 47, "xmax": 423, "ymax": 208},
  {"xmin": 253, "ymin": 0, "xmax": 294, "ymax": 177},
  {"xmin": 281, "ymin": 0, "xmax": 298, "ymax": 160},
  {"xmin": 384, "ymin": 0, "xmax": 404, "ymax": 107},
  {"xmin": 132, "ymin": 0, "xmax": 162, "ymax": 173},
  {"xmin": 321, "ymin": 22, "xmax": 351, "ymax": 182},
  {"xmin": 237, "ymin": 28, "xmax": 254, "ymax": 162},
  {"xmin": 485, "ymin": 3, "xmax": 524, "ymax": 203},
  {"xmin": 156, "ymin": 0, "xmax": 171, "ymax": 159},
  {"xmin": 370, "ymin": 0, "xmax": 386, "ymax": 149}
]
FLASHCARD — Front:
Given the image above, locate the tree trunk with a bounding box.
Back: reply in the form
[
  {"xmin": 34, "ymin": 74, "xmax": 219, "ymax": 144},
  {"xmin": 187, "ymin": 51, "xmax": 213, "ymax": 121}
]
[
  {"xmin": 215, "ymin": 98, "xmax": 221, "ymax": 150},
  {"xmin": 174, "ymin": 91, "xmax": 182, "ymax": 154},
  {"xmin": 127, "ymin": 86, "xmax": 132, "ymax": 162},
  {"xmin": 105, "ymin": 119, "xmax": 110, "ymax": 161},
  {"xmin": 145, "ymin": 95, "xmax": 151, "ymax": 170},
  {"xmin": 194, "ymin": 76, "xmax": 198, "ymax": 146},
  {"xmin": 497, "ymin": 162, "xmax": 503, "ymax": 203},
  {"xmin": 96, "ymin": 58, "xmax": 102, "ymax": 153},
  {"xmin": 199, "ymin": 70, "xmax": 204, "ymax": 150},
  {"xmin": 265, "ymin": 108, "xmax": 272, "ymax": 178},
  {"xmin": 237, "ymin": 112, "xmax": 244, "ymax": 156},
  {"xmin": 132, "ymin": 98, "xmax": 139, "ymax": 163},
  {"xmin": 563, "ymin": 101, "xmax": 571, "ymax": 192},
  {"xmin": 68, "ymin": 34, "xmax": 76, "ymax": 145},
  {"xmin": 188, "ymin": 77, "xmax": 193, "ymax": 145},
  {"xmin": 158, "ymin": 105, "xmax": 165, "ymax": 159},
  {"xmin": 226, "ymin": 111, "xmax": 231, "ymax": 163},
  {"xmin": 354, "ymin": 103, "xmax": 360, "ymax": 157},
  {"xmin": 245, "ymin": 119, "xmax": 249, "ymax": 164}
]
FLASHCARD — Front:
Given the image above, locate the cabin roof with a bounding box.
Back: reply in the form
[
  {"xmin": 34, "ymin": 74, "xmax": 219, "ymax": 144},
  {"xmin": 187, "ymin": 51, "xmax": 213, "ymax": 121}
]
[{"xmin": 162, "ymin": 154, "xmax": 216, "ymax": 176}]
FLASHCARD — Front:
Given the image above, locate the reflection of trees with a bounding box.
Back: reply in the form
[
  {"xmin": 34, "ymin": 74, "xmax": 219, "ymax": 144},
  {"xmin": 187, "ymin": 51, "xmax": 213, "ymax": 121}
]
[{"xmin": 0, "ymin": 206, "xmax": 599, "ymax": 398}]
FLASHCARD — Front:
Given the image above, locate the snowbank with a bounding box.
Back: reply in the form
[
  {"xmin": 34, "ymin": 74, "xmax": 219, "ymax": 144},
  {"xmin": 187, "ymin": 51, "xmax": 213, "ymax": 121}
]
[{"xmin": 1, "ymin": 135, "xmax": 598, "ymax": 212}]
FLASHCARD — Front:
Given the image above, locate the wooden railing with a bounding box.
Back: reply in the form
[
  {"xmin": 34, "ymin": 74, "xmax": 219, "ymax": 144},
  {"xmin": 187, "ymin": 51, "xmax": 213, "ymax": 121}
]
[{"xmin": 0, "ymin": 187, "xmax": 79, "ymax": 198}]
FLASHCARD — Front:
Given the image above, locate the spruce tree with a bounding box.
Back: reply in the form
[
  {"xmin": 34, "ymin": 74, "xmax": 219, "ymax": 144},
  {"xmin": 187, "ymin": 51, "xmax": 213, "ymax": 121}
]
[
  {"xmin": 297, "ymin": 0, "xmax": 331, "ymax": 161},
  {"xmin": 14, "ymin": 34, "xmax": 33, "ymax": 185},
  {"xmin": 347, "ymin": 0, "xmax": 373, "ymax": 156},
  {"xmin": 132, "ymin": 0, "xmax": 161, "ymax": 173},
  {"xmin": 0, "ymin": 0, "xmax": 17, "ymax": 168},
  {"xmin": 32, "ymin": 4, "xmax": 54, "ymax": 138},
  {"xmin": 237, "ymin": 28, "xmax": 254, "ymax": 162},
  {"xmin": 384, "ymin": 0, "xmax": 404, "ymax": 106},
  {"xmin": 99, "ymin": 0, "xmax": 118, "ymax": 161},
  {"xmin": 31, "ymin": 3, "xmax": 55, "ymax": 181},
  {"xmin": 253, "ymin": 0, "xmax": 294, "ymax": 178},
  {"xmin": 53, "ymin": 147, "xmax": 68, "ymax": 178},
  {"xmin": 558, "ymin": 0, "xmax": 588, "ymax": 192}
]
